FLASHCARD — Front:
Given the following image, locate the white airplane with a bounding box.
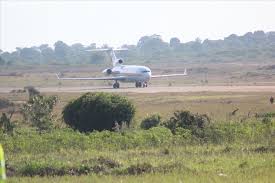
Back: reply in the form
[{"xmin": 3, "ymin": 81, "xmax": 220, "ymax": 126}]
[{"xmin": 56, "ymin": 48, "xmax": 187, "ymax": 88}]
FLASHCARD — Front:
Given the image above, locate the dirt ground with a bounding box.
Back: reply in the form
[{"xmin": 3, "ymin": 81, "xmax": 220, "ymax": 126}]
[{"xmin": 1, "ymin": 85, "xmax": 275, "ymax": 94}]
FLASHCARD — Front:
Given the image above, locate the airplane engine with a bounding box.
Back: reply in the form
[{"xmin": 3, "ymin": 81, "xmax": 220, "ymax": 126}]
[
  {"xmin": 106, "ymin": 68, "xmax": 112, "ymax": 75},
  {"xmin": 117, "ymin": 59, "xmax": 123, "ymax": 64}
]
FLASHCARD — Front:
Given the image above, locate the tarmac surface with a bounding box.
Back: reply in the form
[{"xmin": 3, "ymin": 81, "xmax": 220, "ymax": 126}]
[{"xmin": 1, "ymin": 85, "xmax": 275, "ymax": 93}]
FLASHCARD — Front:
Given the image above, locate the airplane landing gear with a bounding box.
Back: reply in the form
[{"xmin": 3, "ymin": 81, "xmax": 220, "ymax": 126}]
[
  {"xmin": 135, "ymin": 82, "xmax": 141, "ymax": 88},
  {"xmin": 135, "ymin": 82, "xmax": 148, "ymax": 88},
  {"xmin": 143, "ymin": 82, "xmax": 148, "ymax": 87},
  {"xmin": 113, "ymin": 81, "xmax": 120, "ymax": 89}
]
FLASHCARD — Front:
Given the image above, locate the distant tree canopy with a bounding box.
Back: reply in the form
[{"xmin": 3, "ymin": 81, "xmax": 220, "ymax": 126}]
[
  {"xmin": 137, "ymin": 34, "xmax": 170, "ymax": 58},
  {"xmin": 0, "ymin": 56, "xmax": 5, "ymax": 65},
  {"xmin": 1, "ymin": 30, "xmax": 275, "ymax": 65},
  {"xmin": 170, "ymin": 37, "xmax": 181, "ymax": 49}
]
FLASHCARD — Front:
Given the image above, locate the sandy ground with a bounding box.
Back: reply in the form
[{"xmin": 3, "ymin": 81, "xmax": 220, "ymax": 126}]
[{"xmin": 1, "ymin": 85, "xmax": 275, "ymax": 93}]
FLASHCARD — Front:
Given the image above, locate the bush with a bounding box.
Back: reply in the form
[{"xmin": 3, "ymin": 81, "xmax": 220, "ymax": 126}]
[
  {"xmin": 0, "ymin": 98, "xmax": 12, "ymax": 109},
  {"xmin": 163, "ymin": 110, "xmax": 210, "ymax": 138},
  {"xmin": 140, "ymin": 114, "xmax": 161, "ymax": 130},
  {"xmin": 62, "ymin": 92, "xmax": 136, "ymax": 132},
  {"xmin": 21, "ymin": 95, "xmax": 58, "ymax": 132},
  {"xmin": 0, "ymin": 113, "xmax": 15, "ymax": 135},
  {"xmin": 24, "ymin": 86, "xmax": 40, "ymax": 99},
  {"xmin": 262, "ymin": 117, "xmax": 272, "ymax": 124},
  {"xmin": 256, "ymin": 112, "xmax": 275, "ymax": 118},
  {"xmin": 127, "ymin": 163, "xmax": 154, "ymax": 175}
]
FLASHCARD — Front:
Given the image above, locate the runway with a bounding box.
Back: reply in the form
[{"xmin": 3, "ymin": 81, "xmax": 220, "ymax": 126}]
[{"xmin": 1, "ymin": 85, "xmax": 275, "ymax": 93}]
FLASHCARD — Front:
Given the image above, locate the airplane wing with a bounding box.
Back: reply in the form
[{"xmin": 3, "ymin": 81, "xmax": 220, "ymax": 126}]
[
  {"xmin": 56, "ymin": 74, "xmax": 126, "ymax": 81},
  {"xmin": 151, "ymin": 68, "xmax": 187, "ymax": 78}
]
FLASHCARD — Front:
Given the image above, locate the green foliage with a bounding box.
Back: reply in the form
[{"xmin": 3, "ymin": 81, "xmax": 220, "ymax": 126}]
[
  {"xmin": 174, "ymin": 127, "xmax": 192, "ymax": 140},
  {"xmin": 0, "ymin": 98, "xmax": 12, "ymax": 109},
  {"xmin": 163, "ymin": 110, "xmax": 210, "ymax": 138},
  {"xmin": 204, "ymin": 121, "xmax": 275, "ymax": 144},
  {"xmin": 62, "ymin": 92, "xmax": 136, "ymax": 132},
  {"xmin": 0, "ymin": 127, "xmax": 173, "ymax": 155},
  {"xmin": 140, "ymin": 114, "xmax": 161, "ymax": 130},
  {"xmin": 0, "ymin": 113, "xmax": 15, "ymax": 135},
  {"xmin": 2, "ymin": 31, "xmax": 275, "ymax": 65},
  {"xmin": 126, "ymin": 163, "xmax": 154, "ymax": 175},
  {"xmin": 0, "ymin": 56, "xmax": 5, "ymax": 65},
  {"xmin": 256, "ymin": 112, "xmax": 275, "ymax": 118},
  {"xmin": 24, "ymin": 86, "xmax": 40, "ymax": 99},
  {"xmin": 1, "ymin": 120, "xmax": 275, "ymax": 179},
  {"xmin": 262, "ymin": 117, "xmax": 272, "ymax": 124},
  {"xmin": 21, "ymin": 95, "xmax": 58, "ymax": 132},
  {"xmin": 18, "ymin": 156, "xmax": 121, "ymax": 177}
]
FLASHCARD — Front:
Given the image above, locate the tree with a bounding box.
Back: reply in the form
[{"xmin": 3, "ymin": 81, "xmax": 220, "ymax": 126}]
[
  {"xmin": 267, "ymin": 32, "xmax": 275, "ymax": 43},
  {"xmin": 39, "ymin": 44, "xmax": 55, "ymax": 63},
  {"xmin": 140, "ymin": 114, "xmax": 161, "ymax": 130},
  {"xmin": 90, "ymin": 52, "xmax": 106, "ymax": 64},
  {"xmin": 170, "ymin": 37, "xmax": 181, "ymax": 48},
  {"xmin": 62, "ymin": 92, "xmax": 136, "ymax": 132},
  {"xmin": 20, "ymin": 47, "xmax": 41, "ymax": 63},
  {"xmin": 87, "ymin": 43, "xmax": 96, "ymax": 49},
  {"xmin": 71, "ymin": 43, "xmax": 84, "ymax": 50},
  {"xmin": 0, "ymin": 56, "xmax": 5, "ymax": 65},
  {"xmin": 163, "ymin": 110, "xmax": 210, "ymax": 138},
  {"xmin": 137, "ymin": 34, "xmax": 169, "ymax": 58},
  {"xmin": 54, "ymin": 41, "xmax": 71, "ymax": 62},
  {"xmin": 21, "ymin": 95, "xmax": 58, "ymax": 132}
]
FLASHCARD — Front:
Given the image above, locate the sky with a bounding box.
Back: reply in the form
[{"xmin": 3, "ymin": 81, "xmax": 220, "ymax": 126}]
[{"xmin": 1, "ymin": 1, "xmax": 275, "ymax": 52}]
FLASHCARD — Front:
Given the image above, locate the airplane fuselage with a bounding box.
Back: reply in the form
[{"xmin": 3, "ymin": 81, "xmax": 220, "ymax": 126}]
[
  {"xmin": 57, "ymin": 48, "xmax": 187, "ymax": 89},
  {"xmin": 103, "ymin": 65, "xmax": 152, "ymax": 83}
]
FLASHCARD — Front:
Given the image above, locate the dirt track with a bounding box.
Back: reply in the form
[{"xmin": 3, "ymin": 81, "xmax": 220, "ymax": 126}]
[{"xmin": 1, "ymin": 85, "xmax": 275, "ymax": 93}]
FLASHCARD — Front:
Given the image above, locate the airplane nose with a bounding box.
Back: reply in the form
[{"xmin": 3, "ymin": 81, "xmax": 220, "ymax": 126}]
[{"xmin": 147, "ymin": 71, "xmax": 151, "ymax": 79}]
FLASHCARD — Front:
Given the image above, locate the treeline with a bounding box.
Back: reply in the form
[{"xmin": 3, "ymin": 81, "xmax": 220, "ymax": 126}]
[{"xmin": 0, "ymin": 30, "xmax": 275, "ymax": 66}]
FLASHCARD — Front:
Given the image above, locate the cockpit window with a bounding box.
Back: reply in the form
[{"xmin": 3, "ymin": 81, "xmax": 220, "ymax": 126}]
[
  {"xmin": 138, "ymin": 67, "xmax": 151, "ymax": 73},
  {"xmin": 142, "ymin": 70, "xmax": 150, "ymax": 73}
]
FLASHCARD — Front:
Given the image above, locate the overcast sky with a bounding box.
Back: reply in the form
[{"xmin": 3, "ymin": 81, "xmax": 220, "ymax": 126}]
[{"xmin": 1, "ymin": 1, "xmax": 275, "ymax": 52}]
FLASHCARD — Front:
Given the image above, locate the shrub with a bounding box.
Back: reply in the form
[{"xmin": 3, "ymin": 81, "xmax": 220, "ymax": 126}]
[
  {"xmin": 0, "ymin": 98, "xmax": 12, "ymax": 109},
  {"xmin": 174, "ymin": 127, "xmax": 192, "ymax": 139},
  {"xmin": 62, "ymin": 92, "xmax": 136, "ymax": 132},
  {"xmin": 21, "ymin": 95, "xmax": 58, "ymax": 132},
  {"xmin": 24, "ymin": 86, "xmax": 40, "ymax": 99},
  {"xmin": 256, "ymin": 112, "xmax": 275, "ymax": 118},
  {"xmin": 262, "ymin": 117, "xmax": 272, "ymax": 124},
  {"xmin": 163, "ymin": 110, "xmax": 210, "ymax": 138},
  {"xmin": 140, "ymin": 114, "xmax": 161, "ymax": 130},
  {"xmin": 127, "ymin": 163, "xmax": 154, "ymax": 175},
  {"xmin": 0, "ymin": 113, "xmax": 15, "ymax": 135}
]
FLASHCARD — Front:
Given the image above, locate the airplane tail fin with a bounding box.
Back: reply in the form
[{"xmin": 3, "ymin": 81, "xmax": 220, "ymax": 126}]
[
  {"xmin": 86, "ymin": 48, "xmax": 127, "ymax": 67},
  {"xmin": 184, "ymin": 68, "xmax": 187, "ymax": 75},
  {"xmin": 56, "ymin": 73, "xmax": 60, "ymax": 79},
  {"xmin": 109, "ymin": 50, "xmax": 117, "ymax": 67}
]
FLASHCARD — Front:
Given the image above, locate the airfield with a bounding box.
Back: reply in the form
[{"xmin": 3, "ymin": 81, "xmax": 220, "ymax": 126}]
[
  {"xmin": 1, "ymin": 63, "xmax": 275, "ymax": 182},
  {"xmin": 23, "ymin": 84, "xmax": 275, "ymax": 93},
  {"xmin": 1, "ymin": 84, "xmax": 275, "ymax": 93}
]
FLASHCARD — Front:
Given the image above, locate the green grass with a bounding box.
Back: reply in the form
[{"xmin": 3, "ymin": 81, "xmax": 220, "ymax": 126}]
[
  {"xmin": 7, "ymin": 167, "xmax": 275, "ymax": 183},
  {"xmin": 3, "ymin": 91, "xmax": 274, "ymax": 124},
  {"xmin": 1, "ymin": 89, "xmax": 275, "ymax": 182},
  {"xmin": 1, "ymin": 119, "xmax": 275, "ymax": 182}
]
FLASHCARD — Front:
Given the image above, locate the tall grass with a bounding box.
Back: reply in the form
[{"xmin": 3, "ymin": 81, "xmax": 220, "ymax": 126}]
[{"xmin": 1, "ymin": 120, "xmax": 274, "ymax": 180}]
